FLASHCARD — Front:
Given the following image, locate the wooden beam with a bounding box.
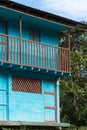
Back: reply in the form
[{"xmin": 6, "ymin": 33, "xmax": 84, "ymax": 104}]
[
  {"xmin": 68, "ymin": 32, "xmax": 71, "ymax": 49},
  {"xmin": 19, "ymin": 16, "xmax": 22, "ymax": 38},
  {"xmin": 0, "ymin": 121, "xmax": 70, "ymax": 127},
  {"xmin": 19, "ymin": 16, "xmax": 22, "ymax": 64}
]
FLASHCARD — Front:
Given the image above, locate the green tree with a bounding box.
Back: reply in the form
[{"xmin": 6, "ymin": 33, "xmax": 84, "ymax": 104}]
[
  {"xmin": 60, "ymin": 24, "xmax": 87, "ymax": 129},
  {"xmin": 60, "ymin": 52, "xmax": 87, "ymax": 128}
]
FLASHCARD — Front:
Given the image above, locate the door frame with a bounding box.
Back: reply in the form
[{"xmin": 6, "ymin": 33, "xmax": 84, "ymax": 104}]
[{"xmin": 42, "ymin": 80, "xmax": 57, "ymax": 122}]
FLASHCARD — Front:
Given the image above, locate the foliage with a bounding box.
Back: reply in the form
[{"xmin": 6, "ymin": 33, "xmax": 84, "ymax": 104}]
[
  {"xmin": 59, "ymin": 26, "xmax": 87, "ymax": 52},
  {"xmin": 60, "ymin": 25, "xmax": 87, "ymax": 128}
]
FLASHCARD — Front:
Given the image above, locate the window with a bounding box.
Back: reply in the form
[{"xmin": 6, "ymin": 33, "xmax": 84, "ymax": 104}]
[
  {"xmin": 12, "ymin": 76, "xmax": 41, "ymax": 94},
  {"xmin": 30, "ymin": 28, "xmax": 40, "ymax": 42}
]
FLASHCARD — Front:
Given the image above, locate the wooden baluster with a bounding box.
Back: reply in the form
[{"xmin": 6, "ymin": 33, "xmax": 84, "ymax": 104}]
[
  {"xmin": 68, "ymin": 32, "xmax": 71, "ymax": 72},
  {"xmin": 60, "ymin": 48, "xmax": 61, "ymax": 71},
  {"xmin": 41, "ymin": 44, "xmax": 42, "ymax": 67},
  {"xmin": 20, "ymin": 39, "xmax": 22, "ymax": 64},
  {"xmin": 43, "ymin": 45, "xmax": 45, "ymax": 68},
  {"xmin": 52, "ymin": 47, "xmax": 53, "ymax": 69},
  {"xmin": 7, "ymin": 36, "xmax": 10, "ymax": 62},
  {"xmin": 39, "ymin": 44, "xmax": 40, "ymax": 67},
  {"xmin": 26, "ymin": 42, "xmax": 29, "ymax": 65},
  {"xmin": 68, "ymin": 49, "xmax": 70, "ymax": 72},
  {"xmin": 64, "ymin": 49, "xmax": 66, "ymax": 71},
  {"xmin": 67, "ymin": 49, "xmax": 69, "ymax": 72},
  {"xmin": 60, "ymin": 48, "xmax": 62, "ymax": 71},
  {"xmin": 25, "ymin": 41, "xmax": 27, "ymax": 65},
  {"xmin": 63, "ymin": 49, "xmax": 65, "ymax": 71},
  {"xmin": 59, "ymin": 48, "xmax": 60, "ymax": 71},
  {"xmin": 50, "ymin": 46, "xmax": 51, "ymax": 69},
  {"xmin": 47, "ymin": 46, "xmax": 48, "ymax": 69},
  {"xmin": 28, "ymin": 42, "xmax": 30, "ymax": 65},
  {"xmin": 14, "ymin": 38, "xmax": 16, "ymax": 63},
  {"xmin": 34, "ymin": 42, "xmax": 35, "ymax": 66},
  {"xmin": 2, "ymin": 35, "xmax": 4, "ymax": 61},
  {"xmin": 66, "ymin": 49, "xmax": 67, "ymax": 72},
  {"xmin": 34, "ymin": 44, "xmax": 37, "ymax": 66}
]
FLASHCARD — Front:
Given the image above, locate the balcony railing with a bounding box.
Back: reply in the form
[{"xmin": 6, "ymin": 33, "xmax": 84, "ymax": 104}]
[{"xmin": 0, "ymin": 33, "xmax": 70, "ymax": 72}]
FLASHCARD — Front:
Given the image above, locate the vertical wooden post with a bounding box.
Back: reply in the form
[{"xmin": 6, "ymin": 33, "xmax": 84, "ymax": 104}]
[
  {"xmin": 68, "ymin": 32, "xmax": 71, "ymax": 50},
  {"xmin": 19, "ymin": 16, "xmax": 22, "ymax": 38},
  {"xmin": 6, "ymin": 75, "xmax": 12, "ymax": 121},
  {"xmin": 68, "ymin": 32, "xmax": 71, "ymax": 72},
  {"xmin": 19, "ymin": 16, "xmax": 22, "ymax": 64},
  {"xmin": 14, "ymin": 38, "xmax": 16, "ymax": 63},
  {"xmin": 7, "ymin": 36, "xmax": 10, "ymax": 62},
  {"xmin": 56, "ymin": 78, "xmax": 60, "ymax": 123}
]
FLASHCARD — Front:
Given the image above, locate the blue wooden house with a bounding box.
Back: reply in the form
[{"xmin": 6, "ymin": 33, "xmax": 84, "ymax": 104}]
[{"xmin": 0, "ymin": 0, "xmax": 86, "ymax": 129}]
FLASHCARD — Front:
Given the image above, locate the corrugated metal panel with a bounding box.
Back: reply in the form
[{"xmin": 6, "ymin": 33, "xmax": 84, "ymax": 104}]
[
  {"xmin": 12, "ymin": 76, "xmax": 41, "ymax": 94},
  {"xmin": 0, "ymin": 75, "xmax": 8, "ymax": 120},
  {"xmin": 42, "ymin": 80, "xmax": 56, "ymax": 122}
]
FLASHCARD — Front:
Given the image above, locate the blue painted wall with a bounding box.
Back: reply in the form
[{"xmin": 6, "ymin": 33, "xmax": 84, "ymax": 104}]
[
  {"xmin": 8, "ymin": 20, "xmax": 19, "ymax": 37},
  {"xmin": 0, "ymin": 18, "xmax": 59, "ymax": 69},
  {"xmin": 0, "ymin": 74, "xmax": 59, "ymax": 122},
  {"xmin": 9, "ymin": 78, "xmax": 56, "ymax": 122},
  {"xmin": 0, "ymin": 12, "xmax": 60, "ymax": 122},
  {"xmin": 41, "ymin": 28, "xmax": 58, "ymax": 46},
  {"xmin": 0, "ymin": 75, "xmax": 8, "ymax": 120},
  {"xmin": 0, "ymin": 18, "xmax": 58, "ymax": 46}
]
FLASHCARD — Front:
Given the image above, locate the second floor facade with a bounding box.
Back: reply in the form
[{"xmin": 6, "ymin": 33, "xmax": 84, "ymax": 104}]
[{"xmin": 0, "ymin": 0, "xmax": 75, "ymax": 78}]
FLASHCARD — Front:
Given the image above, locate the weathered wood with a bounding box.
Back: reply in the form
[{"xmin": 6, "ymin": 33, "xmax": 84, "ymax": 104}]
[
  {"xmin": 0, "ymin": 121, "xmax": 70, "ymax": 127},
  {"xmin": 68, "ymin": 32, "xmax": 71, "ymax": 49},
  {"xmin": 0, "ymin": 33, "xmax": 70, "ymax": 73}
]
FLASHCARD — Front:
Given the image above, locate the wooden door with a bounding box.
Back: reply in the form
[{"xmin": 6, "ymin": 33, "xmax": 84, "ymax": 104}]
[{"xmin": 42, "ymin": 80, "xmax": 56, "ymax": 122}]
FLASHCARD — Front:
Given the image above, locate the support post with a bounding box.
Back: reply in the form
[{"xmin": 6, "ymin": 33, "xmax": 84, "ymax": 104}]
[
  {"xmin": 68, "ymin": 32, "xmax": 71, "ymax": 71},
  {"xmin": 6, "ymin": 75, "xmax": 11, "ymax": 120},
  {"xmin": 56, "ymin": 78, "xmax": 60, "ymax": 123},
  {"xmin": 19, "ymin": 16, "xmax": 22, "ymax": 64},
  {"xmin": 19, "ymin": 16, "xmax": 22, "ymax": 38},
  {"xmin": 68, "ymin": 32, "xmax": 71, "ymax": 50}
]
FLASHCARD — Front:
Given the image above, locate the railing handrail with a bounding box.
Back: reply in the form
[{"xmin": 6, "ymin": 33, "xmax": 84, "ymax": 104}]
[
  {"xmin": 0, "ymin": 33, "xmax": 58, "ymax": 48},
  {"xmin": 0, "ymin": 33, "xmax": 70, "ymax": 72},
  {"xmin": 58, "ymin": 46, "xmax": 70, "ymax": 50}
]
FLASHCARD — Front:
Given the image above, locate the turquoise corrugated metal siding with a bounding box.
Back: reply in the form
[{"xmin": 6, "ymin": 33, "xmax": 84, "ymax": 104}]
[
  {"xmin": 0, "ymin": 22, "xmax": 7, "ymax": 60},
  {"xmin": 9, "ymin": 93, "xmax": 44, "ymax": 121},
  {"xmin": 0, "ymin": 75, "xmax": 57, "ymax": 122},
  {"xmin": 0, "ymin": 74, "xmax": 8, "ymax": 120},
  {"xmin": 42, "ymin": 80, "xmax": 56, "ymax": 121},
  {"xmin": 8, "ymin": 20, "xmax": 58, "ymax": 46},
  {"xmin": 0, "ymin": 22, "xmax": 6, "ymax": 34},
  {"xmin": 8, "ymin": 20, "xmax": 19, "ymax": 37},
  {"xmin": 22, "ymin": 22, "xmax": 29, "ymax": 40},
  {"xmin": 9, "ymin": 78, "xmax": 44, "ymax": 121},
  {"xmin": 7, "ymin": 20, "xmax": 58, "ymax": 67},
  {"xmin": 41, "ymin": 28, "xmax": 58, "ymax": 46},
  {"xmin": 0, "ymin": 15, "xmax": 60, "ymax": 122},
  {"xmin": 9, "ymin": 78, "xmax": 56, "ymax": 122}
]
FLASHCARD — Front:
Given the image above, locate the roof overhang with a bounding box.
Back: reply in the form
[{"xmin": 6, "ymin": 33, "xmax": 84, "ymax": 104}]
[{"xmin": 0, "ymin": 0, "xmax": 87, "ymax": 31}]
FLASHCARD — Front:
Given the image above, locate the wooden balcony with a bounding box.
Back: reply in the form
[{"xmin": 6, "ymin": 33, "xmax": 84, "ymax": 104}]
[{"xmin": 0, "ymin": 33, "xmax": 70, "ymax": 73}]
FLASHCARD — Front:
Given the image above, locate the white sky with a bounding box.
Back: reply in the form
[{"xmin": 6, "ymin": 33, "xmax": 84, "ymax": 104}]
[{"xmin": 12, "ymin": 0, "xmax": 87, "ymax": 22}]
